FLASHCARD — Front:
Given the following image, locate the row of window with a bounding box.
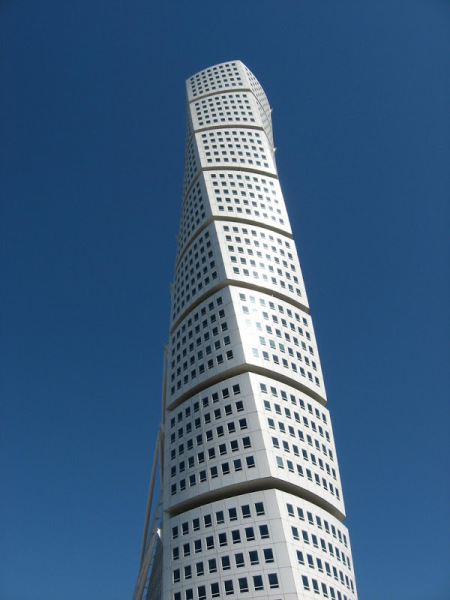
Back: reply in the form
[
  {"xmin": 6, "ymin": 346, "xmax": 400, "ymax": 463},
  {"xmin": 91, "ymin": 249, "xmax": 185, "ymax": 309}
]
[
  {"xmin": 171, "ymin": 501, "xmax": 265, "ymax": 539},
  {"xmin": 215, "ymin": 195, "xmax": 285, "ymax": 226},
  {"xmin": 170, "ymin": 410, "xmax": 248, "ymax": 444},
  {"xmin": 301, "ymin": 575, "xmax": 353, "ymax": 600},
  {"xmin": 172, "ymin": 523, "xmax": 270, "ymax": 558},
  {"xmin": 264, "ymin": 399, "xmax": 328, "ymax": 437},
  {"xmin": 176, "ymin": 179, "xmax": 207, "ymax": 263},
  {"xmin": 170, "ymin": 422, "xmax": 249, "ymax": 458},
  {"xmin": 194, "ymin": 92, "xmax": 257, "ymax": 128},
  {"xmin": 272, "ymin": 437, "xmax": 336, "ymax": 480},
  {"xmin": 267, "ymin": 416, "xmax": 333, "ymax": 461},
  {"xmin": 189, "ymin": 62, "xmax": 243, "ymax": 99},
  {"xmin": 170, "ymin": 454, "xmax": 255, "ymax": 496},
  {"xmin": 173, "ymin": 572, "xmax": 279, "ymax": 600},
  {"xmin": 170, "ymin": 433, "xmax": 250, "ymax": 465},
  {"xmin": 171, "ymin": 302, "xmax": 226, "ymax": 353},
  {"xmin": 170, "ymin": 383, "xmax": 241, "ymax": 427},
  {"xmin": 183, "ymin": 141, "xmax": 200, "ymax": 195},
  {"xmin": 170, "ymin": 348, "xmax": 234, "ymax": 396},
  {"xmin": 173, "ymin": 229, "xmax": 212, "ymax": 288},
  {"xmin": 286, "ymin": 503, "xmax": 349, "ymax": 548},
  {"xmin": 296, "ymin": 542, "xmax": 351, "ymax": 574},
  {"xmin": 252, "ymin": 345, "xmax": 320, "ymax": 386},
  {"xmin": 172, "ymin": 235, "xmax": 216, "ymax": 318},
  {"xmin": 171, "ymin": 416, "xmax": 249, "ymax": 447},
  {"xmin": 259, "ymin": 381, "xmax": 327, "ymax": 422},
  {"xmin": 275, "ymin": 455, "xmax": 341, "ymax": 500}
]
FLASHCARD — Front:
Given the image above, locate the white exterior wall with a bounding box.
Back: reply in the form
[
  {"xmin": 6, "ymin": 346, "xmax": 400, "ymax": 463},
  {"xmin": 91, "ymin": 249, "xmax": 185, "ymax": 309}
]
[{"xmin": 137, "ymin": 61, "xmax": 357, "ymax": 600}]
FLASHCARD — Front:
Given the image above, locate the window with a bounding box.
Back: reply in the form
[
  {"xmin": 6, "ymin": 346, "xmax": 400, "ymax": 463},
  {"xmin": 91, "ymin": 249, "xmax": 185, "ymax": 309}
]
[
  {"xmin": 246, "ymin": 456, "xmax": 256, "ymax": 468},
  {"xmin": 232, "ymin": 530, "xmax": 241, "ymax": 543},
  {"xmin": 235, "ymin": 553, "xmax": 245, "ymax": 567},
  {"xmin": 224, "ymin": 580, "xmax": 234, "ymax": 595},
  {"xmin": 229, "ymin": 507, "xmax": 237, "ymax": 520},
  {"xmin": 196, "ymin": 562, "xmax": 204, "ymax": 576},
  {"xmin": 263, "ymin": 548, "xmax": 274, "ymax": 563},
  {"xmin": 253, "ymin": 575, "xmax": 264, "ymax": 591},
  {"xmin": 238, "ymin": 577, "xmax": 249, "ymax": 593},
  {"xmin": 204, "ymin": 514, "xmax": 212, "ymax": 528},
  {"xmin": 219, "ymin": 532, "xmax": 227, "ymax": 547},
  {"xmin": 208, "ymin": 558, "xmax": 217, "ymax": 573},
  {"xmin": 245, "ymin": 527, "xmax": 255, "ymax": 541},
  {"xmin": 255, "ymin": 502, "xmax": 265, "ymax": 515},
  {"xmin": 210, "ymin": 583, "xmax": 219, "ymax": 598},
  {"xmin": 221, "ymin": 555, "xmax": 231, "ymax": 570},
  {"xmin": 198, "ymin": 586, "xmax": 206, "ymax": 600},
  {"xmin": 268, "ymin": 573, "xmax": 279, "ymax": 589},
  {"xmin": 249, "ymin": 550, "xmax": 259, "ymax": 565},
  {"xmin": 259, "ymin": 524, "xmax": 269, "ymax": 538}
]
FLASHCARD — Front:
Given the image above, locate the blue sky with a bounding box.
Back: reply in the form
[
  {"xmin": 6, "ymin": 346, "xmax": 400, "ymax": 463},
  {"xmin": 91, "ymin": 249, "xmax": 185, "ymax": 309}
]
[{"xmin": 1, "ymin": 2, "xmax": 449, "ymax": 599}]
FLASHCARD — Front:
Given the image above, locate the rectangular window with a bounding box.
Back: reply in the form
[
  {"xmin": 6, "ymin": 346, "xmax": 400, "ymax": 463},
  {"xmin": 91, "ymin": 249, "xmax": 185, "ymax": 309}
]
[
  {"xmin": 232, "ymin": 530, "xmax": 241, "ymax": 543},
  {"xmin": 253, "ymin": 575, "xmax": 264, "ymax": 591},
  {"xmin": 224, "ymin": 580, "xmax": 234, "ymax": 595},
  {"xmin": 235, "ymin": 553, "xmax": 245, "ymax": 567},
  {"xmin": 259, "ymin": 524, "xmax": 269, "ymax": 539},
  {"xmin": 208, "ymin": 558, "xmax": 217, "ymax": 573},
  {"xmin": 263, "ymin": 548, "xmax": 274, "ymax": 563},
  {"xmin": 255, "ymin": 502, "xmax": 265, "ymax": 515}
]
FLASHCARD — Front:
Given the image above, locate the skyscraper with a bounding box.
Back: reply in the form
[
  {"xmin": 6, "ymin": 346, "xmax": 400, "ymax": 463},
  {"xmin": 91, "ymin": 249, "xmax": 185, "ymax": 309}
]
[{"xmin": 133, "ymin": 61, "xmax": 357, "ymax": 600}]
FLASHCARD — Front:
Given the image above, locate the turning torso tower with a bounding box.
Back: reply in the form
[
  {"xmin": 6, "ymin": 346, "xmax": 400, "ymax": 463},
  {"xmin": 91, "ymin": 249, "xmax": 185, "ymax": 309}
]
[{"xmin": 133, "ymin": 61, "xmax": 357, "ymax": 600}]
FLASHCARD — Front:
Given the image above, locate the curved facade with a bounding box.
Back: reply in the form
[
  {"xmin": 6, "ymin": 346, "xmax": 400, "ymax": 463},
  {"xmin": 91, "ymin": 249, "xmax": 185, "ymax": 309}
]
[{"xmin": 133, "ymin": 61, "xmax": 357, "ymax": 600}]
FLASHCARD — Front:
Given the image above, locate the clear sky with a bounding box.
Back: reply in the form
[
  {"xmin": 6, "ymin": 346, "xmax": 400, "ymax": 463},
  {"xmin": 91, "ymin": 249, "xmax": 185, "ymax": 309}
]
[{"xmin": 1, "ymin": 2, "xmax": 449, "ymax": 599}]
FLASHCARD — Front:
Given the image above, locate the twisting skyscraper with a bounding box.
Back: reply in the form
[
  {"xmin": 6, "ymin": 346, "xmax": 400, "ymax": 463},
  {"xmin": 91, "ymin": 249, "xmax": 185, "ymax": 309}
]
[{"xmin": 133, "ymin": 61, "xmax": 357, "ymax": 600}]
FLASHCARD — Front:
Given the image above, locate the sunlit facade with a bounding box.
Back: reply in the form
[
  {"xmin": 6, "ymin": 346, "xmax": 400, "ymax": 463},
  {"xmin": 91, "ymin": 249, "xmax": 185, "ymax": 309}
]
[{"xmin": 133, "ymin": 60, "xmax": 357, "ymax": 600}]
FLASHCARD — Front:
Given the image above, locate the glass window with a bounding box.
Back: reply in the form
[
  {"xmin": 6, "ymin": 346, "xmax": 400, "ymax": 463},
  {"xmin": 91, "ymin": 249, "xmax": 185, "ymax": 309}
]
[
  {"xmin": 263, "ymin": 548, "xmax": 274, "ymax": 563},
  {"xmin": 229, "ymin": 508, "xmax": 237, "ymax": 521},
  {"xmin": 224, "ymin": 580, "xmax": 234, "ymax": 595},
  {"xmin": 253, "ymin": 575, "xmax": 264, "ymax": 591},
  {"xmin": 235, "ymin": 553, "xmax": 245, "ymax": 567},
  {"xmin": 208, "ymin": 558, "xmax": 217, "ymax": 573},
  {"xmin": 255, "ymin": 502, "xmax": 265, "ymax": 515}
]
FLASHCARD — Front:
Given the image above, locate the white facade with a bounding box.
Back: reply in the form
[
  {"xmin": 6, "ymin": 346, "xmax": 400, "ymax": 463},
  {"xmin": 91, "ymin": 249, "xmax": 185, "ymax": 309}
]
[{"xmin": 133, "ymin": 61, "xmax": 357, "ymax": 600}]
